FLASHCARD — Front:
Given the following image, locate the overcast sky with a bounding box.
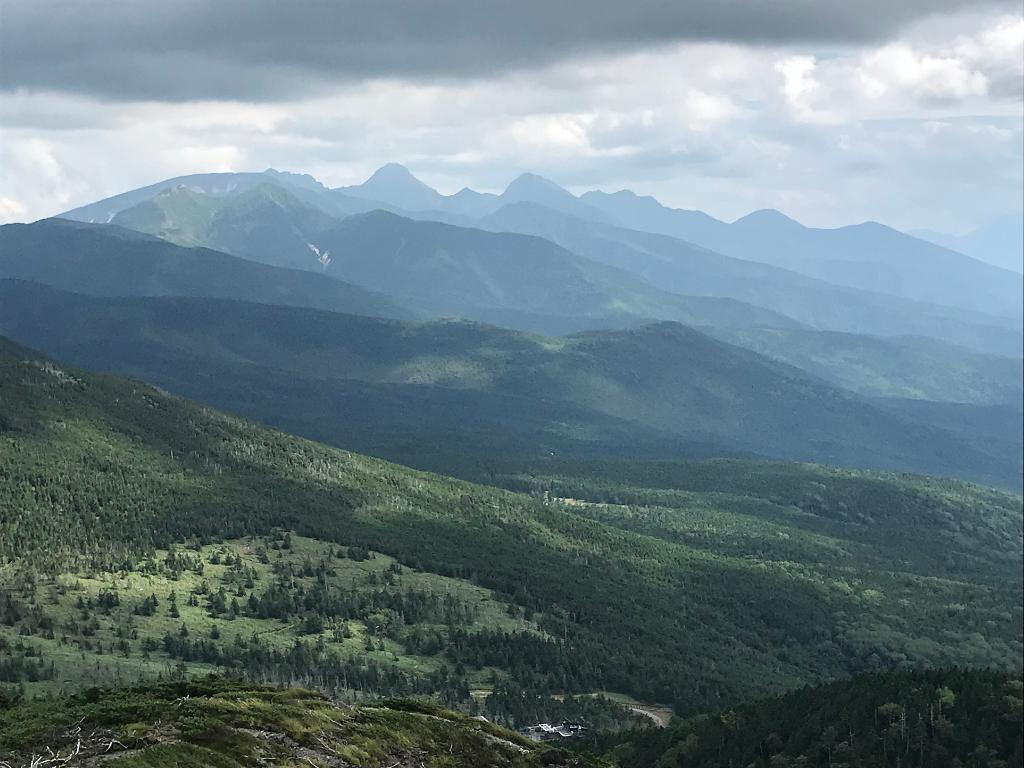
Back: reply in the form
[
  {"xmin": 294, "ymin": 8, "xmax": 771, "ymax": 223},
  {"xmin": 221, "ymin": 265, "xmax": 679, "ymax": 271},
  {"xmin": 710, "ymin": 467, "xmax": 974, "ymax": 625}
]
[{"xmin": 1, "ymin": 0, "xmax": 1021, "ymax": 232}]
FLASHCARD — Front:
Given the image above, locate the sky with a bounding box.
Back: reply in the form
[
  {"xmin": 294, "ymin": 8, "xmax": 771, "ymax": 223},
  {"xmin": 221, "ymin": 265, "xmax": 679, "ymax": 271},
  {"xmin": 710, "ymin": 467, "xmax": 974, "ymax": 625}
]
[{"xmin": 1, "ymin": 0, "xmax": 1022, "ymax": 233}]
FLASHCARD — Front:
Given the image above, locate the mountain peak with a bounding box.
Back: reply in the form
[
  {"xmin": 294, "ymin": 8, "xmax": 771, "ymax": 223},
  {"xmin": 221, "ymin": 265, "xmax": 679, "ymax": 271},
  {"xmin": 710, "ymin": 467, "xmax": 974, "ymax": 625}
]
[
  {"xmin": 365, "ymin": 162, "xmax": 419, "ymax": 183},
  {"xmin": 339, "ymin": 163, "xmax": 442, "ymax": 210},
  {"xmin": 358, "ymin": 163, "xmax": 437, "ymax": 194},
  {"xmin": 732, "ymin": 208, "xmax": 803, "ymax": 230},
  {"xmin": 503, "ymin": 172, "xmax": 573, "ymax": 199}
]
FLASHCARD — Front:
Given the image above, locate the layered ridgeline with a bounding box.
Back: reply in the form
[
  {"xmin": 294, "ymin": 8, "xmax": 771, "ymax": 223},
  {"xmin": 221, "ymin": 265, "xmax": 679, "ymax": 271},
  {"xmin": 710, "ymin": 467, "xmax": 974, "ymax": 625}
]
[
  {"xmin": 1, "ymin": 338, "xmax": 1021, "ymax": 720},
  {"xmin": 5, "ymin": 215, "xmax": 792, "ymax": 337},
  {"xmin": 913, "ymin": 212, "xmax": 1024, "ymax": 274},
  {"xmin": 59, "ymin": 170, "xmax": 1024, "ymax": 354},
  {"xmin": 4, "ymin": 216, "xmax": 1019, "ymax": 407},
  {"xmin": 0, "ymin": 680, "xmax": 601, "ymax": 767},
  {"xmin": 0, "ymin": 218, "xmax": 415, "ymax": 321},
  {"xmin": 605, "ymin": 669, "xmax": 1023, "ymax": 768},
  {"xmin": 1, "ymin": 280, "xmax": 1020, "ymax": 488},
  {"xmin": 479, "ymin": 202, "xmax": 1022, "ymax": 356},
  {"xmin": 574, "ymin": 190, "xmax": 1024, "ymax": 323}
]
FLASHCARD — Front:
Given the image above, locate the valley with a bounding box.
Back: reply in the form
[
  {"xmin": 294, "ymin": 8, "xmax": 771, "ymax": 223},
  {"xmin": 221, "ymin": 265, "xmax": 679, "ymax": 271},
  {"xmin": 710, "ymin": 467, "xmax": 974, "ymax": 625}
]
[{"xmin": 1, "ymin": 340, "xmax": 1020, "ymax": 730}]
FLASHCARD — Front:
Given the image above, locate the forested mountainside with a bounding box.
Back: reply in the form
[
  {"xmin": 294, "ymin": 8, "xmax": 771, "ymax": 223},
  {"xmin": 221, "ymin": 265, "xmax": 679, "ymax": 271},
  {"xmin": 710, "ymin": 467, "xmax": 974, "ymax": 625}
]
[
  {"xmin": 1, "ymin": 280, "xmax": 1018, "ymax": 489},
  {"xmin": 707, "ymin": 326, "xmax": 1022, "ymax": 405},
  {"xmin": 1, "ymin": 338, "xmax": 1021, "ymax": 723},
  {"xmin": 2, "ymin": 671, "xmax": 1018, "ymax": 767},
  {"xmin": 603, "ymin": 669, "xmax": 1022, "ymax": 768}
]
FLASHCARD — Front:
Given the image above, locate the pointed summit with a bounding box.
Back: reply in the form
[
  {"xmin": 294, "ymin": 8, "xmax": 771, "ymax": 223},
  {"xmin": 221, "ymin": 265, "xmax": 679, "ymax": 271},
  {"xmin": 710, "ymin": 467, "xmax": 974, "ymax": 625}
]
[
  {"xmin": 364, "ymin": 162, "xmax": 421, "ymax": 184},
  {"xmin": 732, "ymin": 208, "xmax": 804, "ymax": 231},
  {"xmin": 502, "ymin": 172, "xmax": 575, "ymax": 203},
  {"xmin": 338, "ymin": 163, "xmax": 443, "ymax": 211},
  {"xmin": 498, "ymin": 172, "xmax": 612, "ymax": 223}
]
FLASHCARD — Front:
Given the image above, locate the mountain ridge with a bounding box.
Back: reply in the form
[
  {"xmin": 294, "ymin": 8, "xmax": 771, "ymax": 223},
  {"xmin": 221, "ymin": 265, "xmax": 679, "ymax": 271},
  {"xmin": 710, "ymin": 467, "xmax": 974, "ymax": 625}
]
[
  {"xmin": 480, "ymin": 200, "xmax": 1023, "ymax": 355},
  {"xmin": 1, "ymin": 333, "xmax": 1021, "ymax": 716},
  {"xmin": 2, "ymin": 278, "xmax": 1018, "ymax": 489},
  {"xmin": 0, "ymin": 217, "xmax": 417, "ymax": 321}
]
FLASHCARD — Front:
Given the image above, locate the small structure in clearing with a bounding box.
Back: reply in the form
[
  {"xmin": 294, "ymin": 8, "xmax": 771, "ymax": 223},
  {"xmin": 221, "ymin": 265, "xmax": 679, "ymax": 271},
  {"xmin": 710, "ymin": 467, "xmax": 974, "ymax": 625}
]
[{"xmin": 519, "ymin": 720, "xmax": 588, "ymax": 742}]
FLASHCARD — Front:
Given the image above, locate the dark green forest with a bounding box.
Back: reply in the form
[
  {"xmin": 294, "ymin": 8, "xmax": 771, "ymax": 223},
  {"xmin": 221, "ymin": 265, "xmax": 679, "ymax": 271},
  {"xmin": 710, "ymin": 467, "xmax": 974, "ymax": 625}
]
[
  {"xmin": 602, "ymin": 669, "xmax": 1023, "ymax": 768},
  {"xmin": 1, "ymin": 336, "xmax": 1021, "ymax": 727}
]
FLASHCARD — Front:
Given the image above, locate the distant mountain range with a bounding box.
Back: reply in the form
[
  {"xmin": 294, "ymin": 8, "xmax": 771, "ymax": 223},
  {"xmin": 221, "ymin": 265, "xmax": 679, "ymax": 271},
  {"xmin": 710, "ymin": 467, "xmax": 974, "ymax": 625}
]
[
  {"xmin": 912, "ymin": 212, "xmax": 1024, "ymax": 274},
  {"xmin": 10, "ymin": 162, "xmax": 1016, "ymax": 489},
  {"xmin": 348, "ymin": 166, "xmax": 1022, "ymax": 322},
  {"xmin": 479, "ymin": 201, "xmax": 1020, "ymax": 353},
  {"xmin": 58, "ymin": 170, "xmax": 1023, "ymax": 355},
  {"xmin": 4, "ymin": 215, "xmax": 792, "ymax": 336}
]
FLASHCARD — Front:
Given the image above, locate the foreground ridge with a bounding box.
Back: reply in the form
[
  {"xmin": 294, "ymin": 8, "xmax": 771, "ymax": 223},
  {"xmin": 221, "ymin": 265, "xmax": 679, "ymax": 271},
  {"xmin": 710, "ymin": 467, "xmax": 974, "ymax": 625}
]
[{"xmin": 0, "ymin": 678, "xmax": 602, "ymax": 767}]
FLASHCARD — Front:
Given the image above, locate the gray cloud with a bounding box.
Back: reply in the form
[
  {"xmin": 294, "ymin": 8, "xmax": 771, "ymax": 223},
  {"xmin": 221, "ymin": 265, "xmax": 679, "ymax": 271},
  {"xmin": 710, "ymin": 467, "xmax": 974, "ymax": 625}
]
[{"xmin": 1, "ymin": 0, "xmax": 1016, "ymax": 101}]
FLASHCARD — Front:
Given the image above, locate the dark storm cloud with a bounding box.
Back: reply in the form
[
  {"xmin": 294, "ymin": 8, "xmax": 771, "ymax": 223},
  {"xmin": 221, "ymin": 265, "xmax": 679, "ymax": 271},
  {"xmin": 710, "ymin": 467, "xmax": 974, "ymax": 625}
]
[{"xmin": 1, "ymin": 0, "xmax": 1014, "ymax": 101}]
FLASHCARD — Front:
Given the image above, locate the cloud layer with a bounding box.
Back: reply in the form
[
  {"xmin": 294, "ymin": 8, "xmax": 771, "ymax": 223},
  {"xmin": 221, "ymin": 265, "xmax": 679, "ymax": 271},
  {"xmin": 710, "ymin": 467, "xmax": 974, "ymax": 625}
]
[
  {"xmin": 0, "ymin": 2, "xmax": 1020, "ymax": 233},
  {"xmin": 1, "ymin": 0, "xmax": 1017, "ymax": 100}
]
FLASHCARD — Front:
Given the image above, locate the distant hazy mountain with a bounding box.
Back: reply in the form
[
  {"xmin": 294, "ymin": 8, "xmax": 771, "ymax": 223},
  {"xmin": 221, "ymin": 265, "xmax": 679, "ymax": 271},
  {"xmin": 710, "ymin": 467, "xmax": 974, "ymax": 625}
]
[
  {"xmin": 313, "ymin": 210, "xmax": 804, "ymax": 331},
  {"xmin": 0, "ymin": 218, "xmax": 416, "ymax": 320},
  {"xmin": 88, "ymin": 182, "xmax": 796, "ymax": 333},
  {"xmin": 112, "ymin": 183, "xmax": 342, "ymax": 272},
  {"xmin": 336, "ymin": 162, "xmax": 446, "ymax": 211},
  {"xmin": 481, "ymin": 202, "xmax": 1023, "ymax": 356},
  {"xmin": 1, "ymin": 279, "xmax": 1017, "ymax": 489},
  {"xmin": 56, "ymin": 164, "xmax": 1022, "ymax": 339},
  {"xmin": 327, "ymin": 165, "xmax": 1024, "ymax": 324},
  {"xmin": 580, "ymin": 190, "xmax": 1023, "ymax": 322},
  {"xmin": 912, "ymin": 213, "xmax": 1024, "ymax": 274},
  {"xmin": 496, "ymin": 172, "xmax": 612, "ymax": 221},
  {"xmin": 59, "ymin": 169, "xmax": 399, "ymax": 228},
  {"xmin": 336, "ymin": 165, "xmax": 614, "ymax": 222}
]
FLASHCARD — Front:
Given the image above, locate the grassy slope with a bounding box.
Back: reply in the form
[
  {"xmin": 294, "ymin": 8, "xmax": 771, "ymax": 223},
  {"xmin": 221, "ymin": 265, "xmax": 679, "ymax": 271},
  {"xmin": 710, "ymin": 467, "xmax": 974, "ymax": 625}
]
[
  {"xmin": 1, "ymin": 337, "xmax": 1021, "ymax": 715},
  {"xmin": 0, "ymin": 532, "xmax": 538, "ymax": 695},
  {"xmin": 1, "ymin": 281, "xmax": 1017, "ymax": 489},
  {"xmin": 0, "ymin": 679, "xmax": 602, "ymax": 767}
]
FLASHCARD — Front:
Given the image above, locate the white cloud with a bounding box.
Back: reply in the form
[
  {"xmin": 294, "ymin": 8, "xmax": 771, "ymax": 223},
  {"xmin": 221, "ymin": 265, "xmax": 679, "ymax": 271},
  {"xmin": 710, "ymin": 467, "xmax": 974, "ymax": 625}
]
[
  {"xmin": 858, "ymin": 44, "xmax": 988, "ymax": 101},
  {"xmin": 0, "ymin": 10, "xmax": 1020, "ymax": 231},
  {"xmin": 777, "ymin": 55, "xmax": 819, "ymax": 104},
  {"xmin": 0, "ymin": 197, "xmax": 27, "ymax": 221}
]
